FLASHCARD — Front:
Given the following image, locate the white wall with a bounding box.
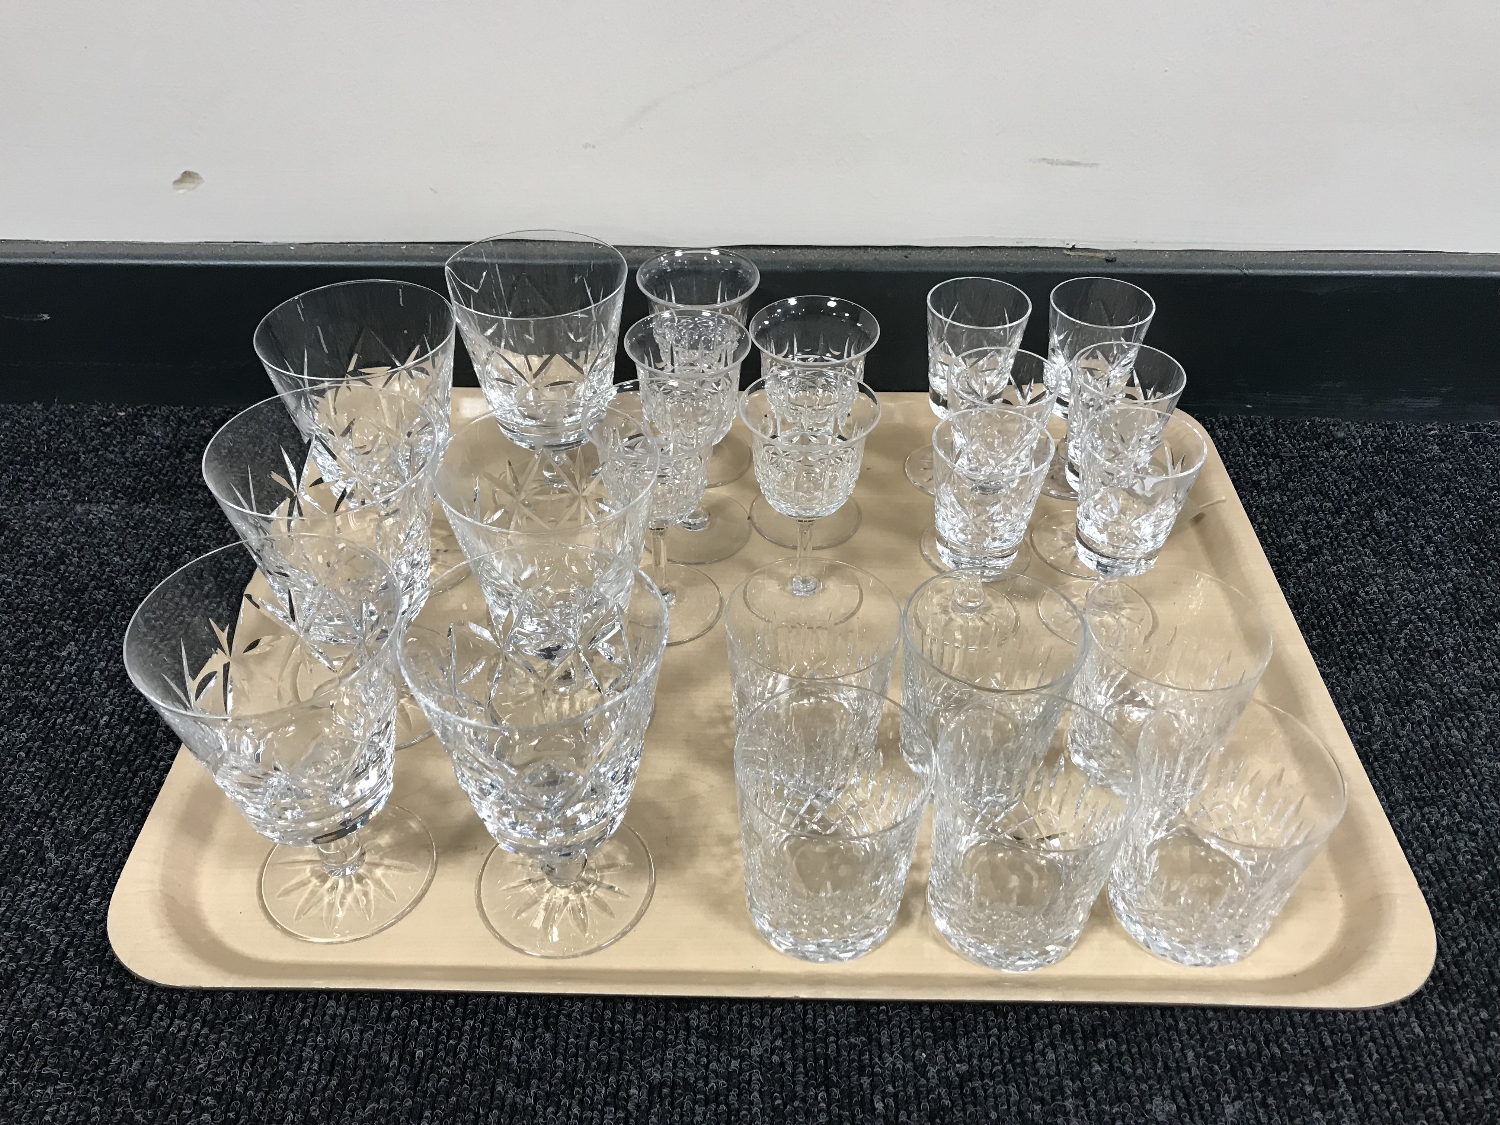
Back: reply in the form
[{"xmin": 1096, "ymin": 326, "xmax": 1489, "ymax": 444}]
[{"xmin": 2, "ymin": 1, "xmax": 1497, "ymax": 251}]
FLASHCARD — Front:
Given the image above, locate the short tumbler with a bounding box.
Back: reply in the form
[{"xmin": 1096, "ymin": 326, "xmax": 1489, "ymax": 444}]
[{"xmin": 735, "ymin": 684, "xmax": 932, "ymax": 962}]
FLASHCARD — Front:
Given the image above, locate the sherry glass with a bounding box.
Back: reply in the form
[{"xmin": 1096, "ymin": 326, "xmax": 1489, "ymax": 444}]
[
  {"xmin": 123, "ymin": 537, "xmax": 434, "ymax": 942},
  {"xmin": 906, "ymin": 277, "xmax": 1032, "ymax": 495},
  {"xmin": 623, "ymin": 309, "xmax": 753, "ymax": 565},
  {"xmin": 445, "ymin": 230, "xmax": 627, "ymax": 448},
  {"xmin": 1063, "ymin": 341, "xmax": 1186, "ymax": 490},
  {"xmin": 636, "ymin": 247, "xmax": 760, "ymax": 490},
  {"xmin": 946, "ymin": 347, "xmax": 1056, "ymax": 424},
  {"xmin": 746, "ymin": 296, "xmax": 879, "ymax": 549},
  {"xmin": 400, "ymin": 546, "xmax": 669, "ymax": 958}
]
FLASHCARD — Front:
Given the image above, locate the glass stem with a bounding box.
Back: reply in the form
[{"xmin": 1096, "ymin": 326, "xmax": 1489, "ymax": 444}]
[
  {"xmin": 650, "ymin": 523, "xmax": 672, "ymax": 600},
  {"xmin": 316, "ymin": 827, "xmax": 366, "ymax": 878},
  {"xmin": 679, "ymin": 506, "xmax": 710, "ymax": 532},
  {"xmin": 539, "ymin": 850, "xmax": 589, "ymax": 889},
  {"xmin": 790, "ymin": 518, "xmax": 818, "ymax": 597}
]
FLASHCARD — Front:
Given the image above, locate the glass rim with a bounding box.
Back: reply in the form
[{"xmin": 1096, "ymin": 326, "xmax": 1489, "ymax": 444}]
[
  {"xmin": 444, "ymin": 229, "xmax": 629, "ymax": 322},
  {"xmin": 927, "ymin": 276, "xmax": 1033, "ymax": 331},
  {"xmin": 1083, "ymin": 564, "xmax": 1274, "ymax": 692},
  {"xmin": 734, "ymin": 683, "xmax": 933, "ymax": 840},
  {"xmin": 932, "ymin": 405, "xmax": 1054, "ymax": 473},
  {"xmin": 747, "ymin": 295, "xmax": 881, "ymax": 367},
  {"xmin": 623, "ymin": 308, "xmax": 754, "ymax": 373},
  {"xmin": 434, "ymin": 405, "xmax": 658, "ymax": 535},
  {"xmin": 202, "ymin": 393, "xmax": 445, "ymax": 517},
  {"xmin": 123, "ymin": 537, "xmax": 401, "ymax": 723},
  {"xmin": 901, "ymin": 570, "xmax": 1087, "ymax": 695},
  {"xmin": 635, "ymin": 247, "xmax": 761, "ymax": 310},
  {"xmin": 738, "ymin": 376, "xmax": 881, "ymax": 444},
  {"xmin": 1048, "ymin": 276, "xmax": 1156, "ymax": 330},
  {"xmin": 1079, "ymin": 407, "xmax": 1208, "ymax": 479},
  {"xmin": 253, "ymin": 278, "xmax": 456, "ymax": 386},
  {"xmin": 397, "ymin": 551, "xmax": 668, "ymax": 736}
]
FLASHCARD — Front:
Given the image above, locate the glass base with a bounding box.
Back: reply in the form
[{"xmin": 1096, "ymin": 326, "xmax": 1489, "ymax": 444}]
[
  {"xmin": 395, "ymin": 691, "xmax": 434, "ymax": 750},
  {"xmin": 1108, "ymin": 883, "xmax": 1251, "ymax": 967},
  {"xmin": 740, "ymin": 556, "xmax": 867, "ymax": 626},
  {"xmin": 1074, "ymin": 535, "xmax": 1155, "ymax": 578},
  {"xmin": 1041, "ymin": 438, "xmax": 1076, "ymax": 500},
  {"xmin": 260, "ymin": 805, "xmax": 437, "ymax": 943},
  {"xmin": 919, "ymin": 526, "xmax": 1032, "ymax": 578},
  {"xmin": 904, "ymin": 445, "xmax": 936, "ymax": 495},
  {"xmin": 931, "ymin": 910, "xmax": 1081, "ymax": 973},
  {"xmin": 664, "ymin": 493, "xmax": 751, "ymax": 565},
  {"xmin": 750, "ymin": 496, "xmax": 861, "ymax": 549},
  {"xmin": 1028, "ymin": 509, "xmax": 1097, "ymax": 583},
  {"xmin": 477, "ymin": 825, "xmax": 655, "ymax": 959},
  {"xmin": 654, "ymin": 561, "xmax": 722, "ymax": 645},
  {"xmin": 706, "ymin": 433, "xmax": 752, "ymax": 489}
]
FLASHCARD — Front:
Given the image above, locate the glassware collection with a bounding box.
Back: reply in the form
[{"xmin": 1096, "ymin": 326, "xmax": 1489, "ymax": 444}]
[{"xmin": 122, "ymin": 236, "xmax": 1345, "ymax": 973}]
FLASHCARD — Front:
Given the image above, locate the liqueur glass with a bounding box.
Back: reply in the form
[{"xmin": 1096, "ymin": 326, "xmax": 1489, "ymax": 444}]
[
  {"xmin": 636, "ymin": 247, "xmax": 760, "ymax": 489},
  {"xmin": 445, "ymin": 230, "xmax": 627, "ymax": 447},
  {"xmin": 1075, "ymin": 406, "xmax": 1208, "ymax": 577},
  {"xmin": 906, "ymin": 277, "xmax": 1032, "ymax": 495},
  {"xmin": 735, "ymin": 684, "xmax": 932, "ymax": 962},
  {"xmin": 400, "ymin": 547, "xmax": 669, "ymax": 958},
  {"xmin": 123, "ymin": 537, "xmax": 434, "ymax": 942},
  {"xmin": 612, "ymin": 381, "xmax": 720, "ymax": 645},
  {"xmin": 1071, "ymin": 566, "xmax": 1273, "ymax": 786},
  {"xmin": 1110, "ymin": 699, "xmax": 1346, "ymax": 966},
  {"xmin": 946, "ymin": 347, "xmax": 1057, "ymax": 424},
  {"xmin": 746, "ymin": 296, "xmax": 879, "ymax": 549},
  {"xmin": 623, "ymin": 309, "xmax": 754, "ymax": 566},
  {"xmin": 1063, "ymin": 341, "xmax": 1186, "ymax": 490},
  {"xmin": 924, "ymin": 405, "xmax": 1053, "ymax": 576},
  {"xmin": 928, "ymin": 698, "xmax": 1134, "ymax": 970},
  {"xmin": 740, "ymin": 375, "xmax": 881, "ymax": 622},
  {"xmin": 724, "ymin": 560, "xmax": 901, "ymax": 725},
  {"xmin": 1044, "ymin": 276, "xmax": 1155, "ymax": 498}
]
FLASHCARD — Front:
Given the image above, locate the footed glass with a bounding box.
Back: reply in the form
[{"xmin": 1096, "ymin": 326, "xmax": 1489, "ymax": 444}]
[
  {"xmin": 1110, "ymin": 700, "xmax": 1346, "ymax": 966},
  {"xmin": 123, "ymin": 538, "xmax": 433, "ymax": 942},
  {"xmin": 929, "ymin": 699, "xmax": 1134, "ymax": 970},
  {"xmin": 735, "ymin": 684, "xmax": 932, "ymax": 962},
  {"xmin": 445, "ymin": 230, "xmax": 627, "ymax": 447},
  {"xmin": 1064, "ymin": 341, "xmax": 1186, "ymax": 490},
  {"xmin": 400, "ymin": 547, "xmax": 669, "ymax": 958}
]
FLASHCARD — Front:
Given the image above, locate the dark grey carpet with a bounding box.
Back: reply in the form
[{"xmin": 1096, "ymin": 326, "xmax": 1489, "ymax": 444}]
[{"xmin": 0, "ymin": 404, "xmax": 1494, "ymax": 1125}]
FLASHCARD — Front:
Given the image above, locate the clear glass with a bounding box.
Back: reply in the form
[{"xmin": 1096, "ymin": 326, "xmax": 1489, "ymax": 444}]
[
  {"xmin": 724, "ymin": 559, "xmax": 901, "ymax": 725},
  {"xmin": 1109, "ymin": 699, "xmax": 1346, "ymax": 966},
  {"xmin": 400, "ymin": 547, "xmax": 670, "ymax": 958},
  {"xmin": 902, "ymin": 570, "xmax": 1087, "ymax": 749},
  {"xmin": 946, "ymin": 348, "xmax": 1057, "ymax": 424},
  {"xmin": 122, "ymin": 538, "xmax": 434, "ymax": 942},
  {"xmin": 1045, "ymin": 276, "xmax": 1155, "ymax": 413},
  {"xmin": 928, "ymin": 698, "xmax": 1134, "ymax": 970},
  {"xmin": 907, "ymin": 277, "xmax": 1032, "ymax": 495},
  {"xmin": 611, "ymin": 381, "xmax": 720, "ymax": 645},
  {"xmin": 734, "ymin": 684, "xmax": 932, "ymax": 962},
  {"xmin": 740, "ymin": 376, "xmax": 880, "ymax": 618},
  {"xmin": 636, "ymin": 247, "xmax": 760, "ymax": 324},
  {"xmin": 435, "ymin": 404, "xmax": 657, "ymax": 576},
  {"xmin": 1064, "ymin": 341, "xmax": 1186, "ymax": 489},
  {"xmin": 254, "ymin": 279, "xmax": 456, "ymax": 448},
  {"xmin": 1071, "ymin": 566, "xmax": 1273, "ymax": 786},
  {"xmin": 931, "ymin": 406, "xmax": 1053, "ymax": 575},
  {"xmin": 626, "ymin": 309, "xmax": 754, "ymax": 565},
  {"xmin": 445, "ymin": 230, "xmax": 627, "ymax": 447},
  {"xmin": 1075, "ymin": 407, "xmax": 1209, "ymax": 577},
  {"xmin": 201, "ymin": 393, "xmax": 441, "ymax": 622}
]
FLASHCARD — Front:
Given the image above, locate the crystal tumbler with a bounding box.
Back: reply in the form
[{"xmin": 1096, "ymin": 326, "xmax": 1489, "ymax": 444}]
[
  {"xmin": 637, "ymin": 248, "xmax": 761, "ymax": 491},
  {"xmin": 445, "ymin": 230, "xmax": 627, "ymax": 447},
  {"xmin": 906, "ymin": 277, "xmax": 1032, "ymax": 495},
  {"xmin": 1064, "ymin": 341, "xmax": 1186, "ymax": 490},
  {"xmin": 1109, "ymin": 699, "xmax": 1346, "ymax": 966},
  {"xmin": 928, "ymin": 698, "xmax": 1134, "ymax": 970},
  {"xmin": 724, "ymin": 560, "xmax": 901, "ymax": 725},
  {"xmin": 928, "ymin": 406, "xmax": 1053, "ymax": 576},
  {"xmin": 400, "ymin": 546, "xmax": 669, "ymax": 958},
  {"xmin": 123, "ymin": 537, "xmax": 434, "ymax": 942},
  {"xmin": 1075, "ymin": 406, "xmax": 1208, "ymax": 577},
  {"xmin": 435, "ymin": 404, "xmax": 657, "ymax": 580},
  {"xmin": 902, "ymin": 570, "xmax": 1086, "ymax": 749},
  {"xmin": 747, "ymin": 296, "xmax": 879, "ymax": 550},
  {"xmin": 735, "ymin": 683, "xmax": 932, "ymax": 962},
  {"xmin": 741, "ymin": 375, "xmax": 880, "ymax": 621},
  {"xmin": 1071, "ymin": 566, "xmax": 1273, "ymax": 786},
  {"xmin": 625, "ymin": 309, "xmax": 754, "ymax": 566}
]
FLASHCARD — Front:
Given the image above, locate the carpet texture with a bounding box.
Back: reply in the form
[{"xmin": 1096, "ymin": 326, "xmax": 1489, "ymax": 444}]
[{"xmin": 0, "ymin": 404, "xmax": 1494, "ymax": 1124}]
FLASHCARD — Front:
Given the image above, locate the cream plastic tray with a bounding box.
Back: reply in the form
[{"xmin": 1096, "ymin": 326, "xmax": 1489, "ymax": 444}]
[{"xmin": 108, "ymin": 390, "xmax": 1435, "ymax": 1006}]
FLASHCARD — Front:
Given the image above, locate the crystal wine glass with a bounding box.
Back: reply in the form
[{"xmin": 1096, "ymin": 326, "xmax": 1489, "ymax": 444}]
[{"xmin": 123, "ymin": 537, "xmax": 434, "ymax": 942}]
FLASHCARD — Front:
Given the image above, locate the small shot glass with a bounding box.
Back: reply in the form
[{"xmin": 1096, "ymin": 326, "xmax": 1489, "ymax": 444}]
[
  {"xmin": 735, "ymin": 684, "xmax": 932, "ymax": 962},
  {"xmin": 1074, "ymin": 406, "xmax": 1208, "ymax": 578},
  {"xmin": 928, "ymin": 698, "xmax": 1135, "ymax": 971}
]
